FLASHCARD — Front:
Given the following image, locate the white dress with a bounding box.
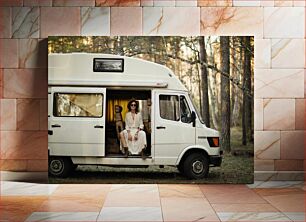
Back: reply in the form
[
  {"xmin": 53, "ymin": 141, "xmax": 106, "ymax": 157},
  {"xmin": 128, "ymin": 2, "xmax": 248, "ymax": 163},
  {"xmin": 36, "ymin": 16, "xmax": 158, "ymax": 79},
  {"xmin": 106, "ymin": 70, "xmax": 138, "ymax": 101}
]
[{"xmin": 121, "ymin": 112, "xmax": 147, "ymax": 155}]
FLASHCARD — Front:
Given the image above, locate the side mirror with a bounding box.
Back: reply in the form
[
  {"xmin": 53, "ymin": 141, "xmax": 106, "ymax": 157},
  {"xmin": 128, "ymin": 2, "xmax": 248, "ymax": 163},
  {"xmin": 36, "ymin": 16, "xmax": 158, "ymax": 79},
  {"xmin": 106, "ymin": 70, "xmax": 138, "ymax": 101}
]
[{"xmin": 191, "ymin": 111, "xmax": 196, "ymax": 127}]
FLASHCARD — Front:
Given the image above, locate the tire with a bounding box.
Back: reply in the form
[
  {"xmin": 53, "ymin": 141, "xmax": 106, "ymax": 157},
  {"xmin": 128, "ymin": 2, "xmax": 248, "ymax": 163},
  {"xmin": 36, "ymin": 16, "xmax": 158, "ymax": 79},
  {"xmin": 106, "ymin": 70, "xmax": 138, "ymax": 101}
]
[
  {"xmin": 48, "ymin": 156, "xmax": 73, "ymax": 178},
  {"xmin": 177, "ymin": 163, "xmax": 185, "ymax": 175},
  {"xmin": 183, "ymin": 153, "xmax": 209, "ymax": 179},
  {"xmin": 72, "ymin": 164, "xmax": 78, "ymax": 170}
]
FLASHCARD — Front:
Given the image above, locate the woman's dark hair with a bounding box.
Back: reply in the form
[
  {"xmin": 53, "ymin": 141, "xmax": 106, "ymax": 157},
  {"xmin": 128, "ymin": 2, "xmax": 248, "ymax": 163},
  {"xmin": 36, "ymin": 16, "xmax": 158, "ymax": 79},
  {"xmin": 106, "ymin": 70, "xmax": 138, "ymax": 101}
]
[{"xmin": 127, "ymin": 99, "xmax": 139, "ymax": 112}]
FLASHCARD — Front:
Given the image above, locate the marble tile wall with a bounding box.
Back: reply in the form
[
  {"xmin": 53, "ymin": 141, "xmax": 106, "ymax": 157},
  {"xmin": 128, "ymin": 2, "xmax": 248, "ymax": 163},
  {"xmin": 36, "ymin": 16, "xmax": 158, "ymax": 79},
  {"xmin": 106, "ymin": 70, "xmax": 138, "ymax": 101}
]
[
  {"xmin": 12, "ymin": 7, "xmax": 39, "ymax": 38},
  {"xmin": 110, "ymin": 7, "xmax": 142, "ymax": 35},
  {"xmin": 0, "ymin": 0, "xmax": 304, "ymax": 180},
  {"xmin": 81, "ymin": 7, "xmax": 110, "ymax": 35},
  {"xmin": 143, "ymin": 7, "xmax": 200, "ymax": 35}
]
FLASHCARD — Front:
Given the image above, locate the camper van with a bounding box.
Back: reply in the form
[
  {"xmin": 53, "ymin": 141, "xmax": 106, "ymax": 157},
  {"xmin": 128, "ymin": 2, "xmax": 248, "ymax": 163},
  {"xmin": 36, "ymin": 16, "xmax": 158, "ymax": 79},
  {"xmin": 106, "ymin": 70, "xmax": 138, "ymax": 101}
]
[{"xmin": 48, "ymin": 53, "xmax": 222, "ymax": 179}]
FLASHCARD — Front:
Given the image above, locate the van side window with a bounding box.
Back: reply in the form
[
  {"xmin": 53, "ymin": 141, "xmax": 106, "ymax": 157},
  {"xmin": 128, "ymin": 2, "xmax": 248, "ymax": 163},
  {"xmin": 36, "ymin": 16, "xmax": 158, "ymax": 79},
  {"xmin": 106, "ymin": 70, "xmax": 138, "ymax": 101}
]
[
  {"xmin": 54, "ymin": 93, "xmax": 103, "ymax": 117},
  {"xmin": 180, "ymin": 95, "xmax": 192, "ymax": 123},
  {"xmin": 159, "ymin": 95, "xmax": 179, "ymax": 121}
]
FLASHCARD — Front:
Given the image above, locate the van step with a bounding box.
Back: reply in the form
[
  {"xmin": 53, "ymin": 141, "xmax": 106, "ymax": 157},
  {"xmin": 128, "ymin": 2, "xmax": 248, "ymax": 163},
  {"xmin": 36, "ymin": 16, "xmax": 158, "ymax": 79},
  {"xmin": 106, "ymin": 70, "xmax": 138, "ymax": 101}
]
[{"xmin": 106, "ymin": 154, "xmax": 151, "ymax": 158}]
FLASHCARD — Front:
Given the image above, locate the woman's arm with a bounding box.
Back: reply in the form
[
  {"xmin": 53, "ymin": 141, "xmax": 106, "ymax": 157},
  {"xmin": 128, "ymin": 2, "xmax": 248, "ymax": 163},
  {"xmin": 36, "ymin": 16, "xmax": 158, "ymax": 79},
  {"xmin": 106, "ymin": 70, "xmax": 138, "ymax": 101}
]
[
  {"xmin": 125, "ymin": 112, "xmax": 133, "ymax": 141},
  {"xmin": 125, "ymin": 112, "xmax": 131, "ymax": 132}
]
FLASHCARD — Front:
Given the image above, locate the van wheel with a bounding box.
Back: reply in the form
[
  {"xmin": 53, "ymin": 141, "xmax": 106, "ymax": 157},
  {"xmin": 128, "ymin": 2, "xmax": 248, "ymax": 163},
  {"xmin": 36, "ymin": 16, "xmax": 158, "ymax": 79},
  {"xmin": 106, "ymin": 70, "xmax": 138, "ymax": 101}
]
[
  {"xmin": 177, "ymin": 163, "xmax": 185, "ymax": 175},
  {"xmin": 183, "ymin": 153, "xmax": 209, "ymax": 179},
  {"xmin": 49, "ymin": 156, "xmax": 72, "ymax": 178},
  {"xmin": 72, "ymin": 164, "xmax": 78, "ymax": 170}
]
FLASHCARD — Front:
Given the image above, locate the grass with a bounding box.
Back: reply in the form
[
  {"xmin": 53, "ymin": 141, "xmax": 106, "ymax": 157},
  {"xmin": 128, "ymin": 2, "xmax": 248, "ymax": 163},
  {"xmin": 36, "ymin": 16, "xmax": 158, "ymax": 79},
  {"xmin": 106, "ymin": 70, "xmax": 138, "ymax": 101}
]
[
  {"xmin": 49, "ymin": 126, "xmax": 253, "ymax": 184},
  {"xmin": 231, "ymin": 127, "xmax": 254, "ymax": 152}
]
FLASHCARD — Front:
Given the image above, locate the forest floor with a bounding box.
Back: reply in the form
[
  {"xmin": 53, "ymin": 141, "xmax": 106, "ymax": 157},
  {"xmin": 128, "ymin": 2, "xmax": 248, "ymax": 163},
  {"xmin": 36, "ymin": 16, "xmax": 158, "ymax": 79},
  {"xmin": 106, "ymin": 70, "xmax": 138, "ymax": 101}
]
[{"xmin": 49, "ymin": 127, "xmax": 254, "ymax": 184}]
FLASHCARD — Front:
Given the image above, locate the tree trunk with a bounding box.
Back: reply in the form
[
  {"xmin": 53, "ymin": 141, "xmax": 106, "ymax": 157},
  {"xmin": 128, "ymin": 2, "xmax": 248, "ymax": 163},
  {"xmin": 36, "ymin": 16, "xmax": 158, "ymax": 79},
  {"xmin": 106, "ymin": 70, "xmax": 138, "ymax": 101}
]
[
  {"xmin": 199, "ymin": 37, "xmax": 210, "ymax": 127},
  {"xmin": 230, "ymin": 37, "xmax": 239, "ymax": 127},
  {"xmin": 244, "ymin": 36, "xmax": 253, "ymax": 143},
  {"xmin": 174, "ymin": 38, "xmax": 181, "ymax": 79},
  {"xmin": 196, "ymin": 61, "xmax": 202, "ymax": 114},
  {"xmin": 242, "ymin": 93, "xmax": 247, "ymax": 145},
  {"xmin": 241, "ymin": 37, "xmax": 247, "ymax": 145},
  {"xmin": 220, "ymin": 36, "xmax": 231, "ymax": 152},
  {"xmin": 207, "ymin": 37, "xmax": 219, "ymax": 129},
  {"xmin": 208, "ymin": 72, "xmax": 219, "ymax": 129}
]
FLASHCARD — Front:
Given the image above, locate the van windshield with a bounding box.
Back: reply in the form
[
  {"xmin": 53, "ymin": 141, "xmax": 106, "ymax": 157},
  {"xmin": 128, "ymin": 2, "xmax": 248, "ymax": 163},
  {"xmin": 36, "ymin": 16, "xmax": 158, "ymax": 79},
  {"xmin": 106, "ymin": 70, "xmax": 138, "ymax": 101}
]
[{"xmin": 189, "ymin": 94, "xmax": 205, "ymax": 125}]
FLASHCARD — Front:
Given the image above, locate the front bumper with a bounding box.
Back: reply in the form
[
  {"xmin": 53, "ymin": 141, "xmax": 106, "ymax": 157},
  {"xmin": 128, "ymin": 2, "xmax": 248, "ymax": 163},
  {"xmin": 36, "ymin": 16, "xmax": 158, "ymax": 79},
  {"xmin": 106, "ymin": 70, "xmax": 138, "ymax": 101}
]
[{"xmin": 210, "ymin": 155, "xmax": 222, "ymax": 166}]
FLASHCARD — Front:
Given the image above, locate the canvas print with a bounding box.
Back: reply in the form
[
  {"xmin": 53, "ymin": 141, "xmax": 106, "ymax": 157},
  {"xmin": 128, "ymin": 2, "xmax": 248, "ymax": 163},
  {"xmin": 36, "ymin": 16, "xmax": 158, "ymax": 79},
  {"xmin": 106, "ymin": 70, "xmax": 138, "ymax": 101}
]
[{"xmin": 48, "ymin": 36, "xmax": 254, "ymax": 184}]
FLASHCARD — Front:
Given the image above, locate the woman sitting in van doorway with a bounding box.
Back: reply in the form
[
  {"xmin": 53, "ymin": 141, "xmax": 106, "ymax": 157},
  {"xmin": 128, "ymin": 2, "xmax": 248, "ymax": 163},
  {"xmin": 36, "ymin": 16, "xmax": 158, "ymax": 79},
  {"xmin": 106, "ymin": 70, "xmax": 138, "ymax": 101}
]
[{"xmin": 120, "ymin": 99, "xmax": 147, "ymax": 159}]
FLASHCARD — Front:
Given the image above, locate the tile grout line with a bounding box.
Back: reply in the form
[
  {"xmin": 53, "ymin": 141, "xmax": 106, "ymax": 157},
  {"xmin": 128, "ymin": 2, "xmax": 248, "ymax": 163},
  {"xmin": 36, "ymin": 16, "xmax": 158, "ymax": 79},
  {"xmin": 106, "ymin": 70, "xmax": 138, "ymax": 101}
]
[
  {"xmin": 256, "ymin": 192, "xmax": 286, "ymax": 210},
  {"xmin": 250, "ymin": 186, "xmax": 279, "ymax": 205},
  {"xmin": 29, "ymin": 196, "xmax": 49, "ymax": 221},
  {"xmin": 199, "ymin": 184, "xmax": 296, "ymax": 221},
  {"xmin": 252, "ymin": 189, "xmax": 296, "ymax": 221},
  {"xmin": 95, "ymin": 183, "xmax": 113, "ymax": 221},
  {"xmin": 197, "ymin": 184, "xmax": 222, "ymax": 222},
  {"xmin": 157, "ymin": 184, "xmax": 165, "ymax": 222}
]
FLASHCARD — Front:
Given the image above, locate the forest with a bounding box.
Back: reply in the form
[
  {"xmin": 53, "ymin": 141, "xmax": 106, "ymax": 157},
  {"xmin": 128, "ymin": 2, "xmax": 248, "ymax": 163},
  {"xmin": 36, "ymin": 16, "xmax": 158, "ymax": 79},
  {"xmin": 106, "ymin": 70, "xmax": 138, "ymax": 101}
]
[{"xmin": 49, "ymin": 36, "xmax": 254, "ymax": 153}]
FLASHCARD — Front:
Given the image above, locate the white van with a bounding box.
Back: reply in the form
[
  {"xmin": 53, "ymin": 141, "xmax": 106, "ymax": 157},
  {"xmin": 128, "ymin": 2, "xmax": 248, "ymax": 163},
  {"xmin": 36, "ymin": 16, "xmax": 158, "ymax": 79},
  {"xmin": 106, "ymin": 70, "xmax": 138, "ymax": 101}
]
[{"xmin": 48, "ymin": 53, "xmax": 222, "ymax": 179}]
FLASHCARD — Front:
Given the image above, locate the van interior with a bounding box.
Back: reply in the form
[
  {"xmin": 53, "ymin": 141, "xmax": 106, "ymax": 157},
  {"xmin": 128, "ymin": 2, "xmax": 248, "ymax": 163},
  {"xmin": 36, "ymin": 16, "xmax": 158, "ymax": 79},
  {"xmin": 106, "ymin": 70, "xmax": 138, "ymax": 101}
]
[{"xmin": 105, "ymin": 89, "xmax": 152, "ymax": 157}]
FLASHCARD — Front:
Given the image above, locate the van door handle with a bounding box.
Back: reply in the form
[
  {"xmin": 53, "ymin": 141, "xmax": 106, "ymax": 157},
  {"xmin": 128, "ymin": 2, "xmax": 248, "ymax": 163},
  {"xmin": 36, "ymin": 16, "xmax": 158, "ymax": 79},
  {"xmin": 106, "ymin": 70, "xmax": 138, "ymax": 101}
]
[
  {"xmin": 94, "ymin": 125, "xmax": 104, "ymax": 128},
  {"xmin": 156, "ymin": 126, "xmax": 166, "ymax": 129},
  {"xmin": 51, "ymin": 124, "xmax": 61, "ymax": 128}
]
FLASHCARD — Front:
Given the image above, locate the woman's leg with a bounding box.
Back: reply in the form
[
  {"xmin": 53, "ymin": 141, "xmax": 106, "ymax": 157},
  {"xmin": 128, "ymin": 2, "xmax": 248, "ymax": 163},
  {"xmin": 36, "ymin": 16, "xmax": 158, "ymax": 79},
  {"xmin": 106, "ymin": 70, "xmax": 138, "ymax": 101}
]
[
  {"xmin": 120, "ymin": 130, "xmax": 128, "ymax": 157},
  {"xmin": 139, "ymin": 131, "xmax": 147, "ymax": 148},
  {"xmin": 138, "ymin": 131, "xmax": 147, "ymax": 159}
]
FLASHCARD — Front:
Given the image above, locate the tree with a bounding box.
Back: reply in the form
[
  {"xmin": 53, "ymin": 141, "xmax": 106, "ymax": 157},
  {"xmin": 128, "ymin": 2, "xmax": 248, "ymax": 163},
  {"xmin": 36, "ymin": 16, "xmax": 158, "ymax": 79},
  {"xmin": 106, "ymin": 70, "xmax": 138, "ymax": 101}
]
[
  {"xmin": 220, "ymin": 36, "xmax": 231, "ymax": 152},
  {"xmin": 230, "ymin": 37, "xmax": 241, "ymax": 127},
  {"xmin": 199, "ymin": 37, "xmax": 210, "ymax": 127},
  {"xmin": 242, "ymin": 36, "xmax": 253, "ymax": 144}
]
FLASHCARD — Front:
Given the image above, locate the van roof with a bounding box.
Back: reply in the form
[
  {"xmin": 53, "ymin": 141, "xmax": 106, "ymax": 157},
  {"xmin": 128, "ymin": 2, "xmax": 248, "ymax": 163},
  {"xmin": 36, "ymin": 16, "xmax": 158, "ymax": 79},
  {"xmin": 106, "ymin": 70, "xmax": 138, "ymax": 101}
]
[{"xmin": 48, "ymin": 53, "xmax": 187, "ymax": 91}]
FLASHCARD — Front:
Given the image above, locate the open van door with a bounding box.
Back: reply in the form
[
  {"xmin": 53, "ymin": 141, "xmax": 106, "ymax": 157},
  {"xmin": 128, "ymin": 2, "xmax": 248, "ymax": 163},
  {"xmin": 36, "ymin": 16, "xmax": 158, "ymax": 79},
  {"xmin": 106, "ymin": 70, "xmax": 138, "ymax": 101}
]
[{"xmin": 49, "ymin": 87, "xmax": 106, "ymax": 157}]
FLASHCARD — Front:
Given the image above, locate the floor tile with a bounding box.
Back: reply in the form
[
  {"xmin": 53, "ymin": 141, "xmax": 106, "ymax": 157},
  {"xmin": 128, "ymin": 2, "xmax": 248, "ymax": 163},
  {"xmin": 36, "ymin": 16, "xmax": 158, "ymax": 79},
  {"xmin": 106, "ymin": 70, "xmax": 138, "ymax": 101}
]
[
  {"xmin": 0, "ymin": 196, "xmax": 47, "ymax": 221},
  {"xmin": 248, "ymin": 181, "xmax": 304, "ymax": 189},
  {"xmin": 2, "ymin": 181, "xmax": 305, "ymax": 222},
  {"xmin": 217, "ymin": 212, "xmax": 291, "ymax": 221},
  {"xmin": 212, "ymin": 203, "xmax": 278, "ymax": 212},
  {"xmin": 199, "ymin": 185, "xmax": 266, "ymax": 204},
  {"xmin": 37, "ymin": 196, "xmax": 104, "ymax": 212},
  {"xmin": 161, "ymin": 197, "xmax": 219, "ymax": 221},
  {"xmin": 52, "ymin": 184, "xmax": 111, "ymax": 198},
  {"xmin": 103, "ymin": 184, "xmax": 160, "ymax": 207},
  {"xmin": 1, "ymin": 181, "xmax": 58, "ymax": 196},
  {"xmin": 97, "ymin": 207, "xmax": 162, "ymax": 221},
  {"xmin": 158, "ymin": 184, "xmax": 204, "ymax": 198},
  {"xmin": 283, "ymin": 212, "xmax": 305, "ymax": 221},
  {"xmin": 254, "ymin": 188, "xmax": 304, "ymax": 197},
  {"xmin": 255, "ymin": 189, "xmax": 305, "ymax": 212},
  {"xmin": 25, "ymin": 212, "xmax": 99, "ymax": 221}
]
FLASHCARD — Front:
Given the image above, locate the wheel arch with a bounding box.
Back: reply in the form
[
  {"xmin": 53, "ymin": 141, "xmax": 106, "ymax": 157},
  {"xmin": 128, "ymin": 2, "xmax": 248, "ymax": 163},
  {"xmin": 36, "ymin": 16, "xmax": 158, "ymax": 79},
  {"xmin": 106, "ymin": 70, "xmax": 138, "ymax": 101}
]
[{"xmin": 176, "ymin": 146, "xmax": 210, "ymax": 166}]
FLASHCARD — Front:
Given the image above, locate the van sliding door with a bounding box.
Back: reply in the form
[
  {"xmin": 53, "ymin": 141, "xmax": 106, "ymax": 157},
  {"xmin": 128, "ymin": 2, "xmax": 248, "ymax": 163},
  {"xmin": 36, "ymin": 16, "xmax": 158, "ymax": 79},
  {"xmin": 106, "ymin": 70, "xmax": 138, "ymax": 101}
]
[{"xmin": 48, "ymin": 87, "xmax": 106, "ymax": 157}]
